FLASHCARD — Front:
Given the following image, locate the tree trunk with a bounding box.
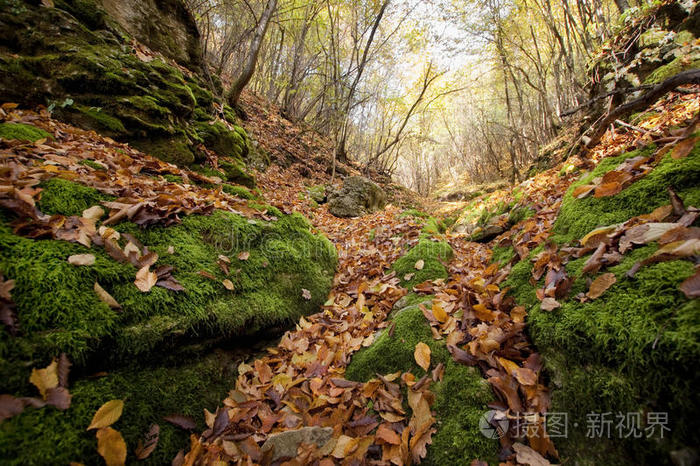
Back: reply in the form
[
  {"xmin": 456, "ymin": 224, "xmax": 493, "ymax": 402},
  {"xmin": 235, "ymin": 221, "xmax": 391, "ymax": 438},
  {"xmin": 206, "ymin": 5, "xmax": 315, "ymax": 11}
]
[{"xmin": 227, "ymin": 0, "xmax": 278, "ymax": 107}]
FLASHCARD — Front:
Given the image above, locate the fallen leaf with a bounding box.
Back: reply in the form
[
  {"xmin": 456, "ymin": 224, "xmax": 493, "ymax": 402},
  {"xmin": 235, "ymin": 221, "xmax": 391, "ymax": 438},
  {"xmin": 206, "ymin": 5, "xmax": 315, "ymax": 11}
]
[
  {"xmin": 0, "ymin": 394, "xmax": 25, "ymax": 422},
  {"xmin": 587, "ymin": 272, "xmax": 616, "ymax": 299},
  {"xmin": 163, "ymin": 414, "xmax": 196, "ymax": 430},
  {"xmin": 68, "ymin": 254, "xmax": 95, "ymax": 266},
  {"xmin": 46, "ymin": 386, "xmax": 72, "ymax": 410},
  {"xmin": 95, "ymin": 282, "xmax": 121, "ymax": 309},
  {"xmin": 414, "ymin": 342, "xmax": 431, "ymax": 371},
  {"xmin": 680, "ymin": 270, "xmax": 700, "ymax": 298},
  {"xmin": 29, "ymin": 359, "xmax": 58, "ymax": 399},
  {"xmin": 222, "ymin": 279, "xmax": 234, "ymax": 291},
  {"xmin": 97, "ymin": 427, "xmax": 127, "ymax": 466},
  {"xmin": 513, "ymin": 442, "xmax": 551, "ymax": 466},
  {"xmin": 671, "ymin": 137, "xmax": 696, "ymax": 159},
  {"xmin": 540, "ymin": 297, "xmax": 560, "ymax": 311},
  {"xmin": 134, "ymin": 424, "xmax": 160, "ymax": 460},
  {"xmin": 414, "ymin": 259, "xmax": 424, "ymax": 270},
  {"xmin": 431, "ymin": 302, "xmax": 448, "ymax": 322},
  {"xmin": 134, "ymin": 266, "xmax": 157, "ymax": 292},
  {"xmin": 238, "ymin": 251, "xmax": 250, "ymax": 261},
  {"xmin": 167, "ymin": 246, "xmax": 175, "ymax": 254},
  {"xmin": 302, "ymin": 288, "xmax": 312, "ymax": 300},
  {"xmin": 87, "ymin": 400, "xmax": 124, "ymax": 430},
  {"xmin": 82, "ymin": 206, "xmax": 104, "ymax": 221}
]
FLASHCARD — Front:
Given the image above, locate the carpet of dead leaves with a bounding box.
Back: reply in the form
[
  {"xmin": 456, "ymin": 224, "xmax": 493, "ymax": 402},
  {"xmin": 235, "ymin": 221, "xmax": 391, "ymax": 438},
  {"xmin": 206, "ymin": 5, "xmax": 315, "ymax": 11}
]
[{"xmin": 0, "ymin": 85, "xmax": 698, "ymax": 466}]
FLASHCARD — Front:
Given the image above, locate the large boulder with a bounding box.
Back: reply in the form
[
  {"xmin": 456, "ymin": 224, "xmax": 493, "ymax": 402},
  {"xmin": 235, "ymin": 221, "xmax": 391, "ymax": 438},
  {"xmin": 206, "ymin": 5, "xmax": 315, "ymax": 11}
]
[{"xmin": 327, "ymin": 176, "xmax": 387, "ymax": 218}]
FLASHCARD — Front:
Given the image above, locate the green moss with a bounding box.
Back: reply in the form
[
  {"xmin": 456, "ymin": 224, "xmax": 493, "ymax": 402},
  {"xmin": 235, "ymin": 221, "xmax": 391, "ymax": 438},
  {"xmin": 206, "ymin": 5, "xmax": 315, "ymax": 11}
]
[
  {"xmin": 553, "ymin": 144, "xmax": 700, "ymax": 244},
  {"xmin": 644, "ymin": 57, "xmax": 700, "ymax": 84},
  {"xmin": 527, "ymin": 245, "xmax": 699, "ymax": 463},
  {"xmin": 163, "ymin": 174, "xmax": 183, "ymax": 184},
  {"xmin": 222, "ymin": 184, "xmax": 255, "ymax": 200},
  {"xmin": 37, "ymin": 178, "xmax": 113, "ymax": 217},
  {"xmin": 307, "ymin": 185, "xmax": 326, "ymax": 203},
  {"xmin": 78, "ymin": 159, "xmax": 106, "ymax": 170},
  {"xmin": 490, "ymin": 244, "xmax": 516, "ymax": 267},
  {"xmin": 0, "ymin": 354, "xmax": 234, "ymax": 465},
  {"xmin": 195, "ymin": 121, "xmax": 249, "ymax": 160},
  {"xmin": 508, "ymin": 205, "xmax": 534, "ymax": 225},
  {"xmin": 400, "ymin": 208, "xmax": 430, "ymax": 219},
  {"xmin": 0, "ymin": 181, "xmax": 337, "ymax": 394},
  {"xmin": 219, "ymin": 159, "xmax": 256, "ymax": 188},
  {"xmin": 0, "ymin": 122, "xmax": 51, "ymax": 142},
  {"xmin": 191, "ymin": 163, "xmax": 226, "ymax": 180},
  {"xmin": 346, "ymin": 304, "xmax": 496, "ymax": 463},
  {"xmin": 392, "ymin": 239, "xmax": 453, "ymax": 289},
  {"xmin": 70, "ymin": 104, "xmax": 126, "ymax": 134},
  {"xmin": 133, "ymin": 137, "xmax": 196, "ymax": 166}
]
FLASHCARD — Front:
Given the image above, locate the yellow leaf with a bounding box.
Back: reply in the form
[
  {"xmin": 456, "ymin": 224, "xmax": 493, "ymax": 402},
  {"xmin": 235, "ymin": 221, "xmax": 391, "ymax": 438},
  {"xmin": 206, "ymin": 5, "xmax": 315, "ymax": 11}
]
[
  {"xmin": 29, "ymin": 359, "xmax": 58, "ymax": 399},
  {"xmin": 222, "ymin": 279, "xmax": 234, "ymax": 291},
  {"xmin": 87, "ymin": 400, "xmax": 124, "ymax": 430},
  {"xmin": 94, "ymin": 283, "xmax": 121, "ymax": 309},
  {"xmin": 431, "ymin": 302, "xmax": 447, "ymax": 323},
  {"xmin": 96, "ymin": 427, "xmax": 127, "ymax": 466},
  {"xmin": 414, "ymin": 259, "xmax": 424, "ymax": 270},
  {"xmin": 414, "ymin": 342, "xmax": 431, "ymax": 371}
]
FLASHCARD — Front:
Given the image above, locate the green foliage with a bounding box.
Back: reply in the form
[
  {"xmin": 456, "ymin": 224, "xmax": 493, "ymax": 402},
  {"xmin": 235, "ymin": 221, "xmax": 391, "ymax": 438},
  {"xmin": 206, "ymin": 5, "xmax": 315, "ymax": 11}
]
[
  {"xmin": 0, "ymin": 354, "xmax": 235, "ymax": 465},
  {"xmin": 553, "ymin": 144, "xmax": 700, "ymax": 244},
  {"xmin": 0, "ymin": 122, "xmax": 51, "ymax": 142},
  {"xmin": 392, "ymin": 239, "xmax": 453, "ymax": 289},
  {"xmin": 0, "ymin": 180, "xmax": 337, "ymax": 395}
]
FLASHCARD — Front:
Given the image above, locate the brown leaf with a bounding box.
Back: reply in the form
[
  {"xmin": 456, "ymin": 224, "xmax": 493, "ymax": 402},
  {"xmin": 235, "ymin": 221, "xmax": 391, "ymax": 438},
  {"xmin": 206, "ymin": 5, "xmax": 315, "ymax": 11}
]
[
  {"xmin": 237, "ymin": 251, "xmax": 250, "ymax": 261},
  {"xmin": 671, "ymin": 137, "xmax": 696, "ymax": 159},
  {"xmin": 447, "ymin": 344, "xmax": 478, "ymax": 366},
  {"xmin": 414, "ymin": 259, "xmax": 424, "ymax": 270},
  {"xmin": 82, "ymin": 206, "xmax": 104, "ymax": 221},
  {"xmin": 0, "ymin": 394, "xmax": 25, "ymax": 422},
  {"xmin": 57, "ymin": 353, "xmax": 71, "ymax": 388},
  {"xmin": 414, "ymin": 342, "xmax": 431, "ymax": 371},
  {"xmin": 587, "ymin": 273, "xmax": 617, "ymax": 299},
  {"xmin": 222, "ymin": 279, "xmax": 234, "ymax": 291},
  {"xmin": 680, "ymin": 270, "xmax": 700, "ymax": 298},
  {"xmin": 431, "ymin": 302, "xmax": 448, "ymax": 322},
  {"xmin": 68, "ymin": 254, "xmax": 95, "ymax": 266},
  {"xmin": 95, "ymin": 282, "xmax": 121, "ymax": 309},
  {"xmin": 87, "ymin": 400, "xmax": 124, "ymax": 430},
  {"xmin": 163, "ymin": 414, "xmax": 196, "ymax": 430},
  {"xmin": 572, "ymin": 184, "xmax": 595, "ymax": 199},
  {"xmin": 134, "ymin": 424, "xmax": 160, "ymax": 460},
  {"xmin": 97, "ymin": 427, "xmax": 127, "ymax": 466},
  {"xmin": 375, "ymin": 423, "xmax": 401, "ymax": 445},
  {"xmin": 513, "ymin": 442, "xmax": 551, "ymax": 466},
  {"xmin": 134, "ymin": 266, "xmax": 157, "ymax": 292},
  {"xmin": 46, "ymin": 386, "xmax": 72, "ymax": 410},
  {"xmin": 29, "ymin": 359, "xmax": 58, "ymax": 399},
  {"xmin": 540, "ymin": 297, "xmax": 560, "ymax": 311}
]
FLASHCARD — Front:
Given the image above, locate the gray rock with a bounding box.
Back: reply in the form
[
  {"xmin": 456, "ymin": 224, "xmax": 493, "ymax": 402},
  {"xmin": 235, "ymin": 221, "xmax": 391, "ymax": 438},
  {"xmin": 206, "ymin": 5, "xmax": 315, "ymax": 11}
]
[
  {"xmin": 261, "ymin": 426, "xmax": 333, "ymax": 462},
  {"xmin": 328, "ymin": 176, "xmax": 387, "ymax": 218}
]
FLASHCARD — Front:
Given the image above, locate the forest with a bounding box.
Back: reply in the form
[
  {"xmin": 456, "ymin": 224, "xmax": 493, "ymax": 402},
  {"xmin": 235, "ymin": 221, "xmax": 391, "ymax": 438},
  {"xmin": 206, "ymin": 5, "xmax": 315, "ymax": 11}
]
[{"xmin": 0, "ymin": 0, "xmax": 698, "ymax": 464}]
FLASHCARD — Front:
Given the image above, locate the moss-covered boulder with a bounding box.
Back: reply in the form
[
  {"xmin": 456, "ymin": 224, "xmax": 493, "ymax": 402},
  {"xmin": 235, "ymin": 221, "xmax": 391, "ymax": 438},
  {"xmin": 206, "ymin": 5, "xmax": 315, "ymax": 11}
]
[
  {"xmin": 391, "ymin": 239, "xmax": 453, "ymax": 289},
  {"xmin": 503, "ymin": 143, "xmax": 700, "ymax": 464},
  {"xmin": 0, "ymin": 0, "xmax": 254, "ymax": 179},
  {"xmin": 345, "ymin": 297, "xmax": 497, "ymax": 464},
  {"xmin": 328, "ymin": 176, "xmax": 387, "ymax": 218},
  {"xmin": 0, "ymin": 121, "xmax": 51, "ymax": 141}
]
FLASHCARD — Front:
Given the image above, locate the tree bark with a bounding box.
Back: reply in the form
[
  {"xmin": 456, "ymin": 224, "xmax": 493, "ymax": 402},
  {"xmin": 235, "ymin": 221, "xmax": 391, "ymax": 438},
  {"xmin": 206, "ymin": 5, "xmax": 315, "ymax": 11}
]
[{"xmin": 227, "ymin": 0, "xmax": 278, "ymax": 107}]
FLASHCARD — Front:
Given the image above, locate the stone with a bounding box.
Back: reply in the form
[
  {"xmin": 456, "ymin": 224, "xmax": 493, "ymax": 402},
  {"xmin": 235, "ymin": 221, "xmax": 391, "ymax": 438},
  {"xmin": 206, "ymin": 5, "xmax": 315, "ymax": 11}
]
[
  {"xmin": 328, "ymin": 176, "xmax": 387, "ymax": 218},
  {"xmin": 100, "ymin": 0, "xmax": 203, "ymax": 71},
  {"xmin": 261, "ymin": 426, "xmax": 333, "ymax": 462}
]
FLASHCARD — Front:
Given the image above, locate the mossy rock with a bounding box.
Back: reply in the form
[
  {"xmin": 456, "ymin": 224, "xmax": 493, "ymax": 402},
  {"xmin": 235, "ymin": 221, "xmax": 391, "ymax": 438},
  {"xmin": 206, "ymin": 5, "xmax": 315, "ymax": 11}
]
[
  {"xmin": 219, "ymin": 159, "xmax": 256, "ymax": 188},
  {"xmin": 0, "ymin": 0, "xmax": 257, "ymax": 171},
  {"xmin": 0, "ymin": 179, "xmax": 337, "ymax": 394},
  {"xmin": 552, "ymin": 143, "xmax": 700, "ymax": 244},
  {"xmin": 644, "ymin": 56, "xmax": 700, "ymax": 84},
  {"xmin": 392, "ymin": 239, "xmax": 453, "ymax": 289},
  {"xmin": 345, "ymin": 301, "xmax": 497, "ymax": 464},
  {"xmin": 0, "ymin": 352, "xmax": 236, "ymax": 465},
  {"xmin": 0, "ymin": 122, "xmax": 51, "ymax": 141},
  {"xmin": 222, "ymin": 184, "xmax": 256, "ymax": 200},
  {"xmin": 502, "ymin": 143, "xmax": 700, "ymax": 463}
]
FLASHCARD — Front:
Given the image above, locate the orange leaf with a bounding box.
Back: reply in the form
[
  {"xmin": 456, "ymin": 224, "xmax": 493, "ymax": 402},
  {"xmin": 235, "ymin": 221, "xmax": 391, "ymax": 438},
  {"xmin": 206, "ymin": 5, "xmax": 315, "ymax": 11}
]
[
  {"xmin": 414, "ymin": 342, "xmax": 431, "ymax": 371},
  {"xmin": 29, "ymin": 359, "xmax": 58, "ymax": 400},
  {"xmin": 587, "ymin": 272, "xmax": 616, "ymax": 299},
  {"xmin": 431, "ymin": 302, "xmax": 447, "ymax": 322},
  {"xmin": 97, "ymin": 427, "xmax": 127, "ymax": 466}
]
